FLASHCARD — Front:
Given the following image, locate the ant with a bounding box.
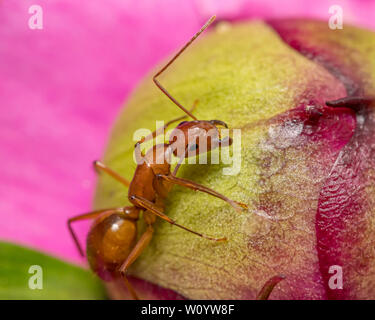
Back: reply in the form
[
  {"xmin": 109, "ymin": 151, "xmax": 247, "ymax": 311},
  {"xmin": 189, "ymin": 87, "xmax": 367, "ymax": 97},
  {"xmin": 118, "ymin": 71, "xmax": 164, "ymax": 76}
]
[{"xmin": 67, "ymin": 15, "xmax": 282, "ymax": 300}]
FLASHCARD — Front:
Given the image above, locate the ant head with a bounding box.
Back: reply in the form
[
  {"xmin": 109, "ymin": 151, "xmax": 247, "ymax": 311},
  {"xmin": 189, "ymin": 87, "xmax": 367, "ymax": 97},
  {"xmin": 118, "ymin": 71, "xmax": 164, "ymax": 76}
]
[{"xmin": 169, "ymin": 120, "xmax": 232, "ymax": 157}]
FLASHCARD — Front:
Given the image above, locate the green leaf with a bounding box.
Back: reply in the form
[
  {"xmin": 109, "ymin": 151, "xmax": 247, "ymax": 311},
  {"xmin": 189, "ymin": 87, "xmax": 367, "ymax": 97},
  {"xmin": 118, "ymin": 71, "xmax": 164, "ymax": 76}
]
[{"xmin": 0, "ymin": 241, "xmax": 107, "ymax": 300}]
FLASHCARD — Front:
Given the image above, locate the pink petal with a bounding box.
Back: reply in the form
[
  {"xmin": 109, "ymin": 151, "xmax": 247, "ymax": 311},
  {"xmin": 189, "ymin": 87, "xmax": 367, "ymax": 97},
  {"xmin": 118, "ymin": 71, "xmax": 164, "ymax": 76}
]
[
  {"xmin": 195, "ymin": 0, "xmax": 375, "ymax": 30},
  {"xmin": 0, "ymin": 0, "xmax": 200, "ymax": 264}
]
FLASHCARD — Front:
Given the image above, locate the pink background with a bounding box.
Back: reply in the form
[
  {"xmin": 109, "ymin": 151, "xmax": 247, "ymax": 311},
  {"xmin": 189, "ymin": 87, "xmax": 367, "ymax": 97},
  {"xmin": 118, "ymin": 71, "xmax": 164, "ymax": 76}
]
[{"xmin": 1, "ymin": 0, "xmax": 374, "ymax": 265}]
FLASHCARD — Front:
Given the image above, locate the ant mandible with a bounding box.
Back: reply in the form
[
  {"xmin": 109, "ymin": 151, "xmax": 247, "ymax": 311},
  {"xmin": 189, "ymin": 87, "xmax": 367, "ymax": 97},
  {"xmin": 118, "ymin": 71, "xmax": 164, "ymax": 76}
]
[{"xmin": 67, "ymin": 15, "xmax": 248, "ymax": 300}]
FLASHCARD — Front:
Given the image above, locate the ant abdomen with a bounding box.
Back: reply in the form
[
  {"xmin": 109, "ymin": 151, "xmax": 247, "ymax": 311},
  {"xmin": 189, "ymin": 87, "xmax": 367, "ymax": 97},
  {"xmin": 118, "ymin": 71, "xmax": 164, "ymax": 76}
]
[{"xmin": 86, "ymin": 211, "xmax": 137, "ymax": 281}]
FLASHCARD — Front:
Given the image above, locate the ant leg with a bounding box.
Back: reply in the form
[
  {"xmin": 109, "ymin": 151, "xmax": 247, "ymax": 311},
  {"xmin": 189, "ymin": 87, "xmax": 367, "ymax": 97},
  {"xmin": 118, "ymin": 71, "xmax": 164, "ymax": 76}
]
[
  {"xmin": 93, "ymin": 160, "xmax": 130, "ymax": 187},
  {"xmin": 135, "ymin": 115, "xmax": 186, "ymax": 147},
  {"xmin": 156, "ymin": 174, "xmax": 248, "ymax": 212},
  {"xmin": 130, "ymin": 195, "xmax": 226, "ymax": 241},
  {"xmin": 153, "ymin": 16, "xmax": 216, "ymax": 120},
  {"xmin": 135, "ymin": 100, "xmax": 198, "ymax": 147},
  {"xmin": 123, "ymin": 276, "xmax": 139, "ymax": 300},
  {"xmin": 119, "ymin": 225, "xmax": 154, "ymax": 300},
  {"xmin": 67, "ymin": 207, "xmax": 125, "ymax": 257},
  {"xmin": 172, "ymin": 154, "xmax": 186, "ymax": 176},
  {"xmin": 256, "ymin": 275, "xmax": 285, "ymax": 300}
]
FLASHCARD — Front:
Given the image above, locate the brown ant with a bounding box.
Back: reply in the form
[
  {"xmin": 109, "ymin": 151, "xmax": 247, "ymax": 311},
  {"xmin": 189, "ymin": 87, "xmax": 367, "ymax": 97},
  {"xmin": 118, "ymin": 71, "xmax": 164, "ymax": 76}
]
[{"xmin": 67, "ymin": 16, "xmax": 284, "ymax": 300}]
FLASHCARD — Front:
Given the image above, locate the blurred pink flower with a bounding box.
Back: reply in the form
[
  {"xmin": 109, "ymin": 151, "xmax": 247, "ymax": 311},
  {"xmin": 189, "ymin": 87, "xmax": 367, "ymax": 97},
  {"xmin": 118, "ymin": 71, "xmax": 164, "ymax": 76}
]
[{"xmin": 1, "ymin": 0, "xmax": 374, "ymax": 266}]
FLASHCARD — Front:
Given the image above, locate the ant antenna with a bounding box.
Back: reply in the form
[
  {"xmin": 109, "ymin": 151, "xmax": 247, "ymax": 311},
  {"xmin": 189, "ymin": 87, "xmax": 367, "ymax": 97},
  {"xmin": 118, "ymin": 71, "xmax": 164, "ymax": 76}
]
[{"xmin": 153, "ymin": 15, "xmax": 216, "ymax": 120}]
